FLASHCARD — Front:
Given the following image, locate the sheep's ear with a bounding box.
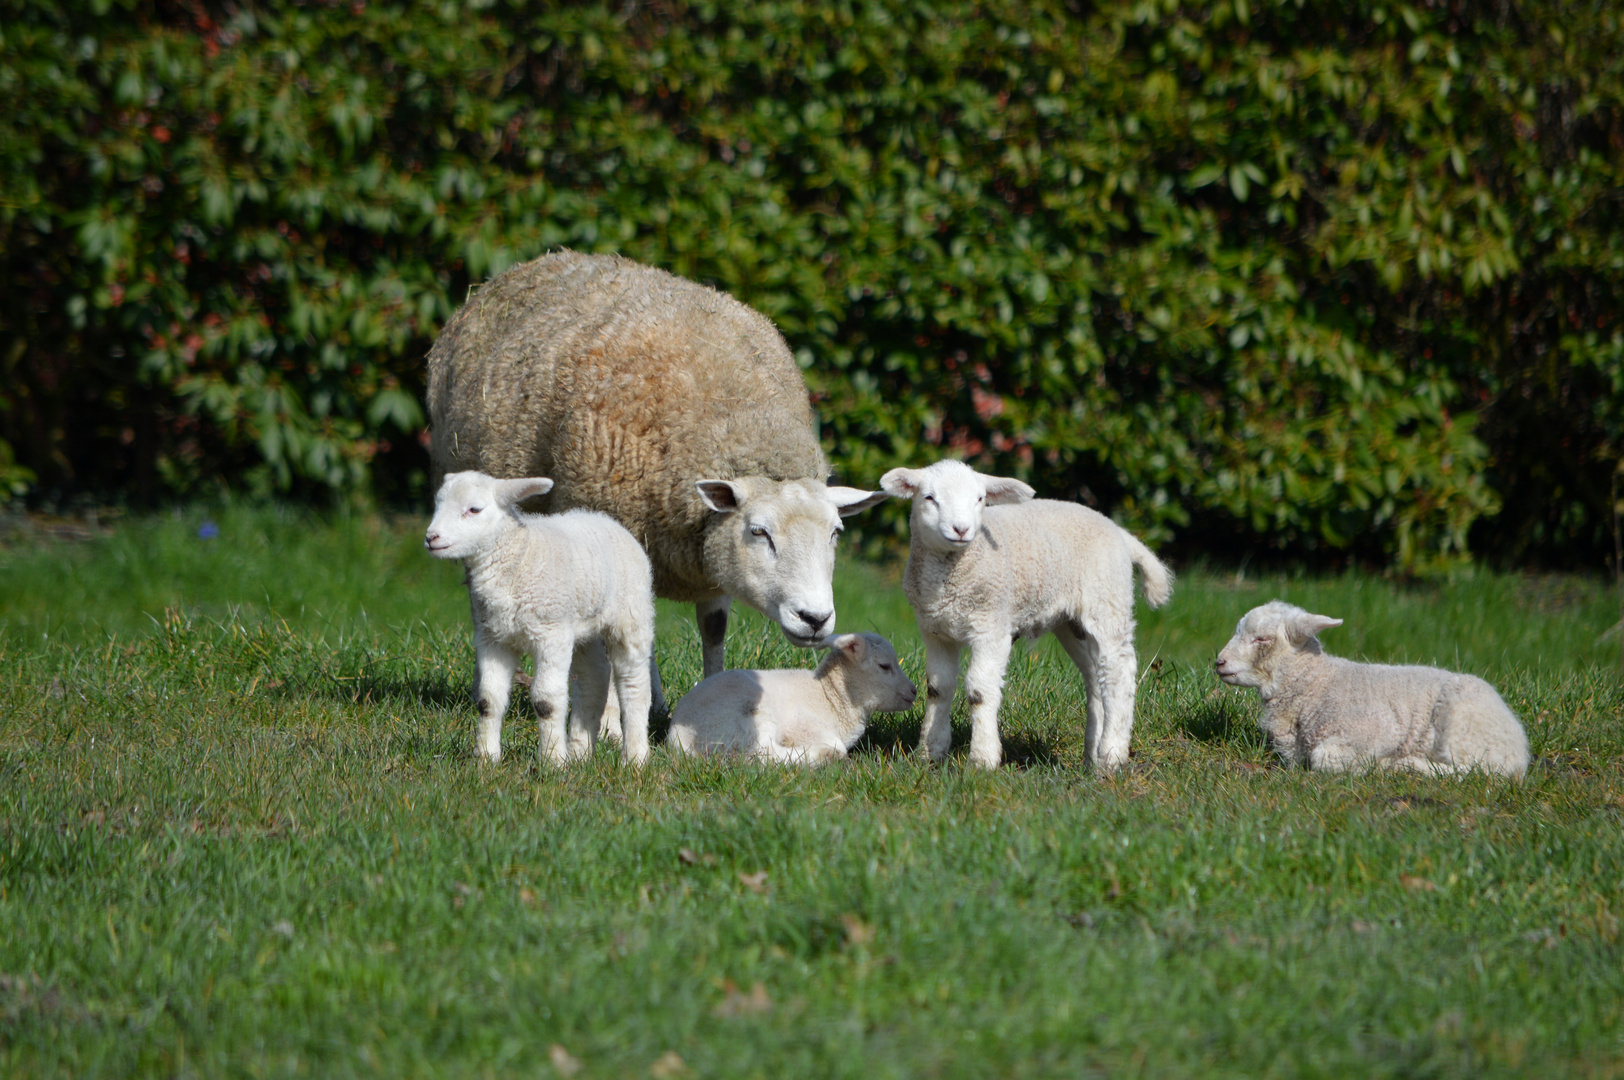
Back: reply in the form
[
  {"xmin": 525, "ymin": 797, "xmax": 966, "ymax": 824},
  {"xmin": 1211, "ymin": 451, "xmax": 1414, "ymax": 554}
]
[
  {"xmin": 836, "ymin": 634, "xmax": 866, "ymax": 661},
  {"xmin": 982, "ymin": 475, "xmax": 1035, "ymax": 505},
  {"xmin": 1285, "ymin": 611, "xmax": 1342, "ymax": 645},
  {"xmin": 879, "ymin": 468, "xmax": 923, "ymax": 499},
  {"xmin": 695, "ymin": 479, "xmax": 746, "ymax": 513},
  {"xmin": 496, "ymin": 477, "xmax": 553, "ymax": 507},
  {"xmin": 827, "ymin": 486, "xmax": 889, "ymax": 517}
]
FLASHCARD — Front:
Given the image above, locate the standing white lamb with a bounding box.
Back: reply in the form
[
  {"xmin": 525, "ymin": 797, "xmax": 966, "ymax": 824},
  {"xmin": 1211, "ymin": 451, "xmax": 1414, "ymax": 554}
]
[
  {"xmin": 425, "ymin": 251, "xmax": 887, "ymax": 708},
  {"xmin": 424, "ymin": 470, "xmax": 656, "ymax": 766},
  {"xmin": 880, "ymin": 460, "xmax": 1174, "ymax": 770},
  {"xmin": 1214, "ymin": 600, "xmax": 1531, "ymax": 777},
  {"xmin": 667, "ymin": 633, "xmax": 917, "ymax": 764}
]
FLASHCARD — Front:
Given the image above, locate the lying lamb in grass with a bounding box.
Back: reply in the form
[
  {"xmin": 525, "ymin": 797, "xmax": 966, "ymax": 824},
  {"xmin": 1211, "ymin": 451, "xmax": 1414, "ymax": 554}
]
[
  {"xmin": 424, "ymin": 471, "xmax": 655, "ymax": 765},
  {"xmin": 667, "ymin": 633, "xmax": 917, "ymax": 764},
  {"xmin": 880, "ymin": 460, "xmax": 1173, "ymax": 770},
  {"xmin": 1214, "ymin": 600, "xmax": 1530, "ymax": 778}
]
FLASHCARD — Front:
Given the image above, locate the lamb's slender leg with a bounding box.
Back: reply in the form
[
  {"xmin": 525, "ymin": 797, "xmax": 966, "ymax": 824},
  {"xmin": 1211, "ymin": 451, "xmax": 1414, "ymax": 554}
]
[
  {"xmin": 568, "ymin": 639, "xmax": 612, "ymax": 759},
  {"xmin": 605, "ymin": 632, "xmax": 653, "ymax": 766},
  {"xmin": 530, "ymin": 637, "xmax": 574, "ymax": 765},
  {"xmin": 919, "ymin": 632, "xmax": 961, "ymax": 763},
  {"xmin": 1056, "ymin": 624, "xmax": 1106, "ymax": 764},
  {"xmin": 696, "ymin": 596, "xmax": 731, "ymax": 679},
  {"xmin": 963, "ymin": 634, "xmax": 1012, "ymax": 769},
  {"xmin": 1076, "ymin": 615, "xmax": 1139, "ymax": 770},
  {"xmin": 472, "ymin": 634, "xmax": 519, "ymax": 763}
]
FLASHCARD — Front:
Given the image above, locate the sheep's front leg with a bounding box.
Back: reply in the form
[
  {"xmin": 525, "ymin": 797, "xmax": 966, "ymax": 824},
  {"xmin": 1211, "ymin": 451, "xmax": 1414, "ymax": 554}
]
[
  {"xmin": 472, "ymin": 634, "xmax": 519, "ymax": 763},
  {"xmin": 529, "ymin": 638, "xmax": 574, "ymax": 765},
  {"xmin": 568, "ymin": 639, "xmax": 613, "ymax": 759},
  {"xmin": 919, "ymin": 632, "xmax": 961, "ymax": 763},
  {"xmin": 963, "ymin": 634, "xmax": 1012, "ymax": 769},
  {"xmin": 696, "ymin": 596, "xmax": 731, "ymax": 679},
  {"xmin": 605, "ymin": 632, "xmax": 653, "ymax": 766}
]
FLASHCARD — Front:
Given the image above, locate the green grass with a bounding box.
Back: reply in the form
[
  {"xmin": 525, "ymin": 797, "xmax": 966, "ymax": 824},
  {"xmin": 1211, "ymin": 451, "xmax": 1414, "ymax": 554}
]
[{"xmin": 2, "ymin": 507, "xmax": 1621, "ymax": 1078}]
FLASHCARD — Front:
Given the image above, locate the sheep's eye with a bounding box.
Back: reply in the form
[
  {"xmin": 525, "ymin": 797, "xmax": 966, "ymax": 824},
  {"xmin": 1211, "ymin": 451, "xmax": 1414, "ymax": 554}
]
[
  {"xmin": 879, "ymin": 663, "xmax": 892, "ymax": 672},
  {"xmin": 467, "ymin": 506, "xmax": 483, "ymax": 515},
  {"xmin": 976, "ymin": 494, "xmax": 985, "ymax": 503},
  {"xmin": 923, "ymin": 494, "xmax": 937, "ymax": 504},
  {"xmin": 749, "ymin": 525, "xmax": 769, "ymax": 538}
]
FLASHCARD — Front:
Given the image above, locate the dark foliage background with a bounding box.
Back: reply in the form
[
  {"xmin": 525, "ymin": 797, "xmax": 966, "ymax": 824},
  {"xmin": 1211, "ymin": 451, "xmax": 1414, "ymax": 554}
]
[{"xmin": 2, "ymin": 0, "xmax": 1621, "ymax": 571}]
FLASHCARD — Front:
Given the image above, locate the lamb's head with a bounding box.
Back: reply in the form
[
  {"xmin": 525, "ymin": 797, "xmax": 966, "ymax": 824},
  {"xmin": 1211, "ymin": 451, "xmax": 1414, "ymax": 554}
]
[
  {"xmin": 880, "ymin": 459, "xmax": 1034, "ymax": 553},
  {"xmin": 696, "ymin": 477, "xmax": 887, "ymax": 647},
  {"xmin": 1214, "ymin": 600, "xmax": 1343, "ymax": 689},
  {"xmin": 818, "ymin": 632, "xmax": 918, "ymax": 713},
  {"xmin": 425, "ymin": 471, "xmax": 553, "ymax": 561}
]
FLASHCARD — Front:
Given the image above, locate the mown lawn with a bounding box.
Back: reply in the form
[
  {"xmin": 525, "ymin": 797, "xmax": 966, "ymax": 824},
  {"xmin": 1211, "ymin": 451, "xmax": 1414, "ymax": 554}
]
[{"xmin": 1, "ymin": 507, "xmax": 1621, "ymax": 1078}]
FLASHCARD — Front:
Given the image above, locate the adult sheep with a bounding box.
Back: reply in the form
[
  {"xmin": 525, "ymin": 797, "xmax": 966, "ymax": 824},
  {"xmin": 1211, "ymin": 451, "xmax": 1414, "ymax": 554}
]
[{"xmin": 426, "ymin": 251, "xmax": 887, "ymax": 704}]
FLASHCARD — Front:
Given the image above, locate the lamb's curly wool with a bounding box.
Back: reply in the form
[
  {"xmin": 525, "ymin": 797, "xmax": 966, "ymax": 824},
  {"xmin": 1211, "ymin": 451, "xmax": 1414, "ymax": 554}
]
[
  {"xmin": 881, "ymin": 460, "xmax": 1173, "ymax": 770},
  {"xmin": 425, "ymin": 471, "xmax": 655, "ymax": 766},
  {"xmin": 1214, "ymin": 600, "xmax": 1530, "ymax": 778},
  {"xmin": 426, "ymin": 251, "xmax": 884, "ymax": 681},
  {"xmin": 667, "ymin": 633, "xmax": 917, "ymax": 765}
]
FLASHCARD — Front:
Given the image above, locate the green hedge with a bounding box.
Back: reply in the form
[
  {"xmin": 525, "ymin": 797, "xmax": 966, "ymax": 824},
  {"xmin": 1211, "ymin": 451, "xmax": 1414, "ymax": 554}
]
[{"xmin": 2, "ymin": 0, "xmax": 1621, "ymax": 570}]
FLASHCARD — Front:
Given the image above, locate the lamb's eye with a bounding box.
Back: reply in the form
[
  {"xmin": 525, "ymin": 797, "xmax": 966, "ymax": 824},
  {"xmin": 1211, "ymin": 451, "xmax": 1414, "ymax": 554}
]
[
  {"xmin": 923, "ymin": 494, "xmax": 936, "ymax": 504},
  {"xmin": 879, "ymin": 663, "xmax": 892, "ymax": 672},
  {"xmin": 976, "ymin": 495, "xmax": 984, "ymax": 503},
  {"xmin": 467, "ymin": 506, "xmax": 483, "ymax": 515}
]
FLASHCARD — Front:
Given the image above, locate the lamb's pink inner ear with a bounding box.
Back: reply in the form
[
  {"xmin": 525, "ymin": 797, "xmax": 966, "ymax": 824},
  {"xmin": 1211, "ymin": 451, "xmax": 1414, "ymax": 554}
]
[
  {"xmin": 840, "ymin": 635, "xmax": 865, "ymax": 660},
  {"xmin": 982, "ymin": 476, "xmax": 1035, "ymax": 505},
  {"xmin": 500, "ymin": 477, "xmax": 553, "ymax": 506},
  {"xmin": 879, "ymin": 468, "xmax": 920, "ymax": 498}
]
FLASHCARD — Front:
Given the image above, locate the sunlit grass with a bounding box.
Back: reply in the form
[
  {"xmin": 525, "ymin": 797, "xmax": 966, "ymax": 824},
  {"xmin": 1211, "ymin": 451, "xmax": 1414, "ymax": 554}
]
[{"xmin": 1, "ymin": 509, "xmax": 1621, "ymax": 1078}]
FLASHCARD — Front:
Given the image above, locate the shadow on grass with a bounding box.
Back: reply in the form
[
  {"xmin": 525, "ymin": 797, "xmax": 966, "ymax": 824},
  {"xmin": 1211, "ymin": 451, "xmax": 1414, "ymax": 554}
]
[
  {"xmin": 1178, "ymin": 694, "xmax": 1264, "ymax": 750},
  {"xmin": 851, "ymin": 713, "xmax": 1063, "ymax": 768},
  {"xmin": 281, "ymin": 669, "xmax": 470, "ymax": 711}
]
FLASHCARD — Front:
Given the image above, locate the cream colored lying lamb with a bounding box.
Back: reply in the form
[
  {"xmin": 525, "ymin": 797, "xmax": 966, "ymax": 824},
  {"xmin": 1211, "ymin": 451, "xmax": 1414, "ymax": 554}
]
[
  {"xmin": 667, "ymin": 633, "xmax": 917, "ymax": 764},
  {"xmin": 1214, "ymin": 600, "xmax": 1530, "ymax": 778}
]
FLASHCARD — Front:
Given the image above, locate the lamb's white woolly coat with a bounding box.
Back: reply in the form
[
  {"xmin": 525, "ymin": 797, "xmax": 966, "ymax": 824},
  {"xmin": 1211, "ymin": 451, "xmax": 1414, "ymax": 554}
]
[
  {"xmin": 425, "ymin": 471, "xmax": 656, "ymax": 765},
  {"xmin": 1214, "ymin": 600, "xmax": 1530, "ymax": 778},
  {"xmin": 881, "ymin": 460, "xmax": 1173, "ymax": 770},
  {"xmin": 667, "ymin": 633, "xmax": 917, "ymax": 764}
]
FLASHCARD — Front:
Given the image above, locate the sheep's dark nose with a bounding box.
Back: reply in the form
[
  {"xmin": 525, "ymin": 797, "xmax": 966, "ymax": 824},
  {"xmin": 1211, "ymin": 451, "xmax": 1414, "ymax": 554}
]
[{"xmin": 797, "ymin": 609, "xmax": 833, "ymax": 636}]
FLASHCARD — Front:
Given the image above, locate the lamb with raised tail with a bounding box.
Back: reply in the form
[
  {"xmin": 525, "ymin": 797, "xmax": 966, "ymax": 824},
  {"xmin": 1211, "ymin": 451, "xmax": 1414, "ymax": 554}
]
[
  {"xmin": 1214, "ymin": 600, "xmax": 1530, "ymax": 777},
  {"xmin": 880, "ymin": 460, "xmax": 1173, "ymax": 770},
  {"xmin": 424, "ymin": 470, "xmax": 655, "ymax": 765},
  {"xmin": 667, "ymin": 633, "xmax": 917, "ymax": 764}
]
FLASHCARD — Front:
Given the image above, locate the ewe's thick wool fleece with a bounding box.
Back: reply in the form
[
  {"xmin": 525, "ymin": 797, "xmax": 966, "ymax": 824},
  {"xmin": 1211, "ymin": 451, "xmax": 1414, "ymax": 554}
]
[{"xmin": 427, "ymin": 251, "xmax": 827, "ymax": 602}]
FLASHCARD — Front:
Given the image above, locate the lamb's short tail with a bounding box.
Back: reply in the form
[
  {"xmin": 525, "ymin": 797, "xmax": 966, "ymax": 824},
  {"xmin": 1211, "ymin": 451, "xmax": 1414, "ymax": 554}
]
[{"xmin": 1121, "ymin": 530, "xmax": 1174, "ymax": 609}]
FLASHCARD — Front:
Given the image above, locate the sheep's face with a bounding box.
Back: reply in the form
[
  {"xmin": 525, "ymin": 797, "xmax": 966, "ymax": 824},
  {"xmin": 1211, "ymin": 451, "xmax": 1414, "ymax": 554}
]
[
  {"xmin": 879, "ymin": 460, "xmax": 1034, "ymax": 554},
  {"xmin": 825, "ymin": 632, "xmax": 919, "ymax": 713},
  {"xmin": 425, "ymin": 471, "xmax": 553, "ymax": 560},
  {"xmin": 1214, "ymin": 600, "xmax": 1343, "ymax": 689},
  {"xmin": 697, "ymin": 477, "xmax": 887, "ymax": 647}
]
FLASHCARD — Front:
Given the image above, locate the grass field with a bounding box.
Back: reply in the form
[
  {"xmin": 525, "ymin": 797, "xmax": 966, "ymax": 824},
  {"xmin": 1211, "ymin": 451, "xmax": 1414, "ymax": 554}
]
[{"xmin": 2, "ymin": 506, "xmax": 1622, "ymax": 1078}]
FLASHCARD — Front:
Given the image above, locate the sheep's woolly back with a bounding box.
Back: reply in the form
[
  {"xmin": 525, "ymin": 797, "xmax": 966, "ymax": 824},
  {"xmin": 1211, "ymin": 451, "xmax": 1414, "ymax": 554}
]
[{"xmin": 427, "ymin": 251, "xmax": 827, "ymax": 601}]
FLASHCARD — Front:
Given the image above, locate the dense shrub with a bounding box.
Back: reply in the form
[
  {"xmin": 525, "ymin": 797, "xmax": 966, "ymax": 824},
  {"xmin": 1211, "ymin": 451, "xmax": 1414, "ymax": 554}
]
[{"xmin": 1, "ymin": 0, "xmax": 1621, "ymax": 570}]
